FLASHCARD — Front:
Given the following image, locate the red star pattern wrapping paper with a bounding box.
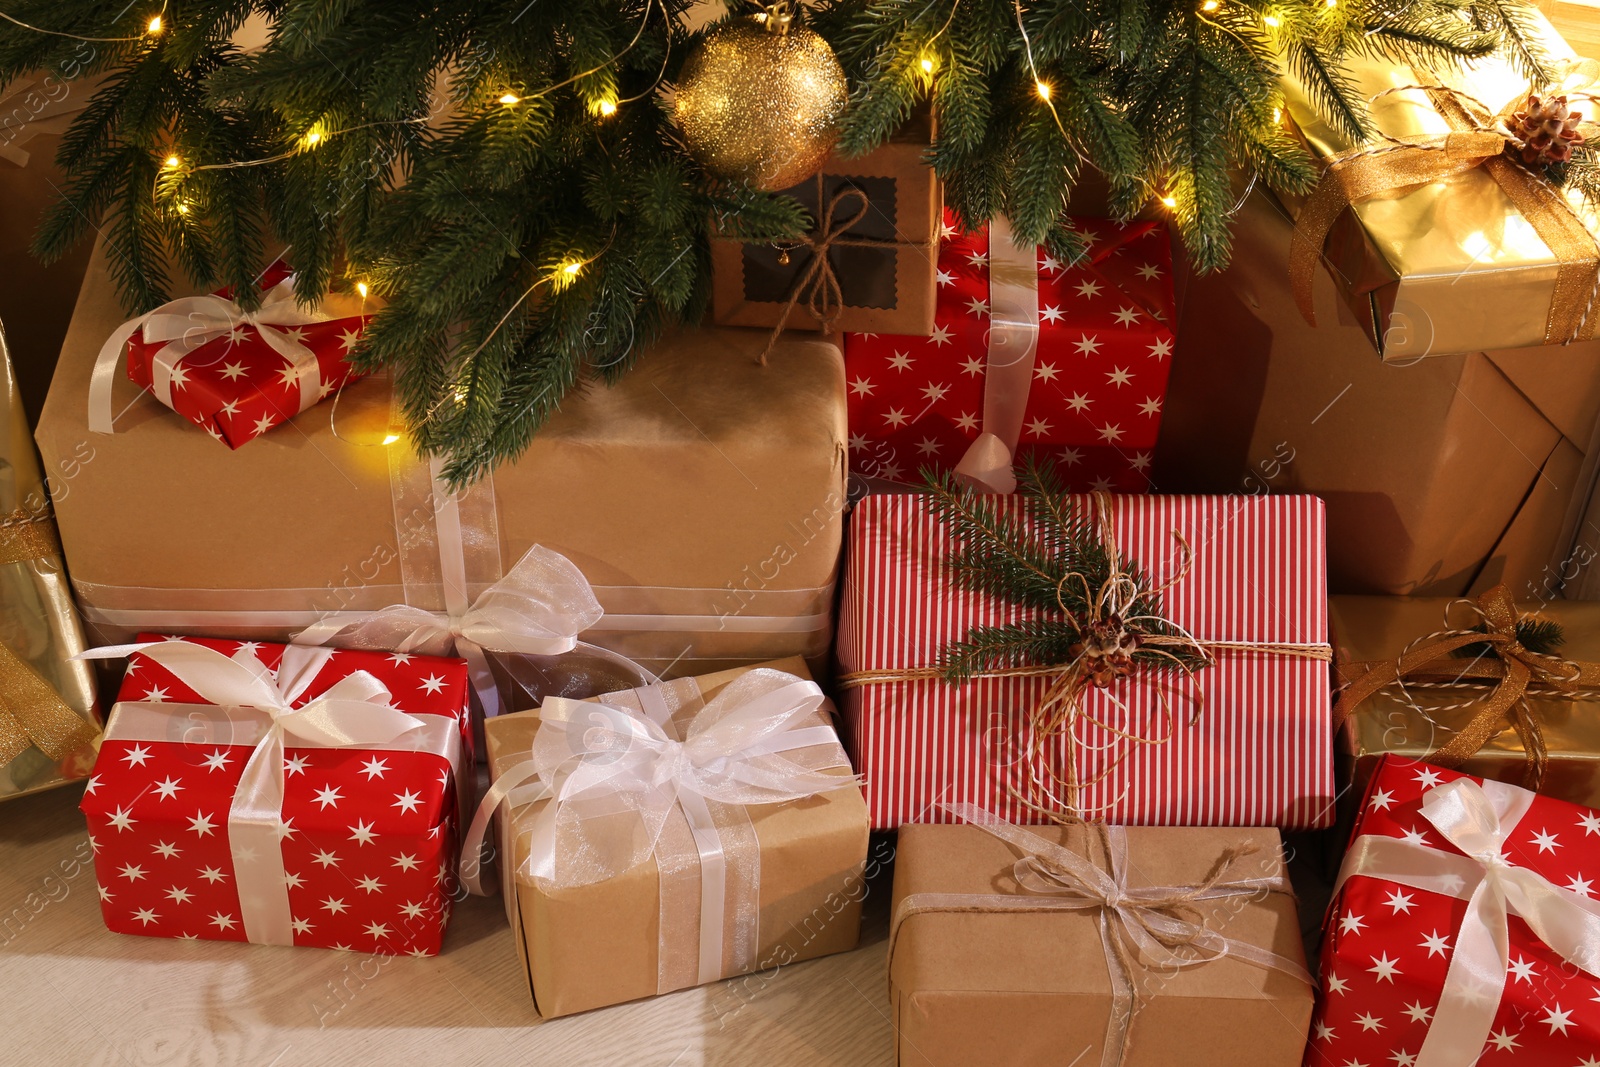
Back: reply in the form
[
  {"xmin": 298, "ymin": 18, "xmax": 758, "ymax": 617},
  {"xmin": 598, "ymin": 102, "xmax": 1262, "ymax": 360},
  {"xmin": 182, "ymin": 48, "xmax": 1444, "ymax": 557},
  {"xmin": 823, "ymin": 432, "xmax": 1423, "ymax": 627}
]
[
  {"xmin": 123, "ymin": 264, "xmax": 370, "ymax": 448},
  {"xmin": 842, "ymin": 210, "xmax": 1175, "ymax": 491},
  {"xmin": 1309, "ymin": 756, "xmax": 1600, "ymax": 1067},
  {"xmin": 79, "ymin": 636, "xmax": 471, "ymax": 956},
  {"xmin": 835, "ymin": 492, "xmax": 1333, "ymax": 831}
]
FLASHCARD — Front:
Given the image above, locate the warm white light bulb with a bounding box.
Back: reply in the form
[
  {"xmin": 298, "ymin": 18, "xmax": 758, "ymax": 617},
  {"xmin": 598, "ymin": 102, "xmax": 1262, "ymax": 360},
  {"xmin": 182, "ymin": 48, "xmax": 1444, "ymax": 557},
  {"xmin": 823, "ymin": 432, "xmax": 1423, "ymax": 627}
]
[
  {"xmin": 164, "ymin": 154, "xmax": 181, "ymax": 169},
  {"xmin": 499, "ymin": 93, "xmax": 520, "ymax": 106},
  {"xmin": 1036, "ymin": 80, "xmax": 1052, "ymax": 101},
  {"xmin": 1161, "ymin": 195, "xmax": 1178, "ymax": 208},
  {"xmin": 920, "ymin": 57, "xmax": 934, "ymax": 73},
  {"xmin": 147, "ymin": 15, "xmax": 163, "ymax": 33},
  {"xmin": 597, "ymin": 100, "xmax": 617, "ymax": 116},
  {"xmin": 356, "ymin": 281, "xmax": 369, "ymax": 299}
]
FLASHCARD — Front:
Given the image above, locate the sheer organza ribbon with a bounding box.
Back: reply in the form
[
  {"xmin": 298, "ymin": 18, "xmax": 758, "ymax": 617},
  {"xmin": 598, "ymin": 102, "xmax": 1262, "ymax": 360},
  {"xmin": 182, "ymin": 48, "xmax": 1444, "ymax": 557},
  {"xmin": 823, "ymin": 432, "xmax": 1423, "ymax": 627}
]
[
  {"xmin": 1334, "ymin": 775, "xmax": 1600, "ymax": 1066},
  {"xmin": 888, "ymin": 805, "xmax": 1310, "ymax": 1067},
  {"xmin": 293, "ymin": 543, "xmax": 607, "ymax": 720},
  {"xmin": 461, "ymin": 668, "xmax": 855, "ymax": 989},
  {"xmin": 88, "ymin": 275, "xmax": 368, "ymax": 434},
  {"xmin": 86, "ymin": 641, "xmax": 461, "ymax": 946}
]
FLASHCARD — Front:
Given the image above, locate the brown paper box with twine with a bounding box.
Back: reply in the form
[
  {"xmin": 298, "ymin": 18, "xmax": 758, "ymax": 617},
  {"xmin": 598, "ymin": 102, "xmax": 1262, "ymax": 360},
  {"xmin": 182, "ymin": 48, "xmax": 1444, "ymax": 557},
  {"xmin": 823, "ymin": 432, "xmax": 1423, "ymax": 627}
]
[
  {"xmin": 888, "ymin": 823, "xmax": 1312, "ymax": 1067},
  {"xmin": 484, "ymin": 657, "xmax": 868, "ymax": 1018},
  {"xmin": 1332, "ymin": 592, "xmax": 1600, "ymax": 809},
  {"xmin": 1154, "ymin": 188, "xmax": 1600, "ymax": 598},
  {"xmin": 35, "ymin": 243, "xmax": 849, "ymax": 678}
]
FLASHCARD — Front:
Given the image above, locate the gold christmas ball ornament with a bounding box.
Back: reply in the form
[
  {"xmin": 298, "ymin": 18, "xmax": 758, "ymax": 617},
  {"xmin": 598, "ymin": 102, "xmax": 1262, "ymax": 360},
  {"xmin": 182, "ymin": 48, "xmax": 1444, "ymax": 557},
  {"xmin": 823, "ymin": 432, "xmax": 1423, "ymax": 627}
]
[{"xmin": 675, "ymin": 2, "xmax": 847, "ymax": 192}]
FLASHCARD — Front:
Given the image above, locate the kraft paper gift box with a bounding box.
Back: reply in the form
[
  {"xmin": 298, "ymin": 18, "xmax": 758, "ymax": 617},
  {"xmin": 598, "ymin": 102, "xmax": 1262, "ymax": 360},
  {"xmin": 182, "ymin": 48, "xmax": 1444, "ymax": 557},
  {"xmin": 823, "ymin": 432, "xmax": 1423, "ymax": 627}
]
[
  {"xmin": 479, "ymin": 657, "xmax": 868, "ymax": 1018},
  {"xmin": 36, "ymin": 243, "xmax": 848, "ymax": 679},
  {"xmin": 1279, "ymin": 6, "xmax": 1600, "ymax": 359},
  {"xmin": 1331, "ymin": 588, "xmax": 1600, "ymax": 809},
  {"xmin": 1155, "ymin": 187, "xmax": 1600, "ymax": 598},
  {"xmin": 888, "ymin": 820, "xmax": 1313, "ymax": 1067}
]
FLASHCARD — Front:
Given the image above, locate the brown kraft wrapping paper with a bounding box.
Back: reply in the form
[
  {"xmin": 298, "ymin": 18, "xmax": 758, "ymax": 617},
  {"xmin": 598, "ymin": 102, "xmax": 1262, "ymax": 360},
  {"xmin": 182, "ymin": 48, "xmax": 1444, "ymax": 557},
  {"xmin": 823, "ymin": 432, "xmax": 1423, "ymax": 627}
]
[
  {"xmin": 36, "ymin": 243, "xmax": 849, "ymax": 678},
  {"xmin": 1154, "ymin": 188, "xmax": 1600, "ymax": 598},
  {"xmin": 888, "ymin": 823, "xmax": 1311, "ymax": 1067},
  {"xmin": 484, "ymin": 657, "xmax": 868, "ymax": 1018},
  {"xmin": 1332, "ymin": 594, "xmax": 1600, "ymax": 809}
]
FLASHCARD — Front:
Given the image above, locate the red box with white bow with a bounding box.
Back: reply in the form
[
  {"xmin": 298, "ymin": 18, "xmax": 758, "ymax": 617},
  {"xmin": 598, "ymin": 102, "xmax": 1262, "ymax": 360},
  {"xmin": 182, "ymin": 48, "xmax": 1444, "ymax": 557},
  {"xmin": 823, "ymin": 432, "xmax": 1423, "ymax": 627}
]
[
  {"xmin": 117, "ymin": 264, "xmax": 370, "ymax": 448},
  {"xmin": 1308, "ymin": 756, "xmax": 1600, "ymax": 1066},
  {"xmin": 842, "ymin": 212, "xmax": 1174, "ymax": 492},
  {"xmin": 79, "ymin": 636, "xmax": 471, "ymax": 955}
]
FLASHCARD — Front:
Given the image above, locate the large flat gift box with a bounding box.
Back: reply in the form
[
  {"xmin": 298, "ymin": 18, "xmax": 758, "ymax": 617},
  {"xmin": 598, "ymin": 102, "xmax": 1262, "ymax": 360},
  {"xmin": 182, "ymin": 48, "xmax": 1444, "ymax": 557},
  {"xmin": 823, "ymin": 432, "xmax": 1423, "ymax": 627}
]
[
  {"xmin": 483, "ymin": 657, "xmax": 868, "ymax": 1018},
  {"xmin": 1155, "ymin": 188, "xmax": 1600, "ymax": 598},
  {"xmin": 835, "ymin": 491, "xmax": 1334, "ymax": 830},
  {"xmin": 81, "ymin": 636, "xmax": 472, "ymax": 954},
  {"xmin": 888, "ymin": 822, "xmax": 1312, "ymax": 1067},
  {"xmin": 37, "ymin": 245, "xmax": 848, "ymax": 678}
]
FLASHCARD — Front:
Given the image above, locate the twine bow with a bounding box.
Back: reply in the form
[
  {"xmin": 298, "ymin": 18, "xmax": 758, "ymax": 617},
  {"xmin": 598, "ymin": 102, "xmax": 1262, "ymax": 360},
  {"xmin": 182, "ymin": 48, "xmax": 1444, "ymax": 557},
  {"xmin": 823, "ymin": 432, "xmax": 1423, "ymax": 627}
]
[
  {"xmin": 888, "ymin": 804, "xmax": 1311, "ymax": 1067},
  {"xmin": 1289, "ymin": 63, "xmax": 1600, "ymax": 345},
  {"xmin": 1333, "ymin": 584, "xmax": 1600, "ymax": 789},
  {"xmin": 0, "ymin": 508, "xmax": 99, "ymax": 768},
  {"xmin": 758, "ymin": 184, "xmax": 894, "ymax": 363}
]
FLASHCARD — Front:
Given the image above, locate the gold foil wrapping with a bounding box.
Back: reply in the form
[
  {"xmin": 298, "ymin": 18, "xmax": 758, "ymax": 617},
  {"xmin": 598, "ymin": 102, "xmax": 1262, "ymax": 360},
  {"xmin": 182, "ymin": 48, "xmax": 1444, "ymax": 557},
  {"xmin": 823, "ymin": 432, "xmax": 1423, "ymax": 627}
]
[
  {"xmin": 0, "ymin": 321, "xmax": 99, "ymax": 800},
  {"xmin": 1332, "ymin": 595, "xmax": 1600, "ymax": 808},
  {"xmin": 1280, "ymin": 8, "xmax": 1600, "ymax": 359}
]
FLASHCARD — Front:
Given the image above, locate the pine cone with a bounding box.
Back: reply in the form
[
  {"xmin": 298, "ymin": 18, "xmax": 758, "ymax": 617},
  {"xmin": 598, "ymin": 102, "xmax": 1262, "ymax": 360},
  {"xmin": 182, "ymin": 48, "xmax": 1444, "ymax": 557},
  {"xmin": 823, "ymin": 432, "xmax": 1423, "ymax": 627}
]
[{"xmin": 1509, "ymin": 93, "xmax": 1586, "ymax": 167}]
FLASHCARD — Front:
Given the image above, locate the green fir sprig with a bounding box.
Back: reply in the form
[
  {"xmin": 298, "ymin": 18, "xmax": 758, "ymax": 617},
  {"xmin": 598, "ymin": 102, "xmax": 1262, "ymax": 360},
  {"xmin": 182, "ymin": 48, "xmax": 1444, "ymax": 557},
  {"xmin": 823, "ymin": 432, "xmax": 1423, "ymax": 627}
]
[{"xmin": 1452, "ymin": 615, "xmax": 1565, "ymax": 660}]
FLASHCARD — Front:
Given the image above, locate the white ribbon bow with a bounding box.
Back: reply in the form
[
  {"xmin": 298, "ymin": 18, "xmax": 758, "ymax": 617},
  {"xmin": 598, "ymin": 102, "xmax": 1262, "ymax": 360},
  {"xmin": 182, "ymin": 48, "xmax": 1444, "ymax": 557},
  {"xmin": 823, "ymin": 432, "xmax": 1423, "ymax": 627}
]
[
  {"xmin": 88, "ymin": 274, "xmax": 367, "ymax": 434},
  {"xmin": 1336, "ymin": 775, "xmax": 1600, "ymax": 1066},
  {"xmin": 294, "ymin": 543, "xmax": 609, "ymax": 720},
  {"xmin": 460, "ymin": 669, "xmax": 854, "ymax": 985},
  {"xmin": 89, "ymin": 640, "xmax": 446, "ymax": 946}
]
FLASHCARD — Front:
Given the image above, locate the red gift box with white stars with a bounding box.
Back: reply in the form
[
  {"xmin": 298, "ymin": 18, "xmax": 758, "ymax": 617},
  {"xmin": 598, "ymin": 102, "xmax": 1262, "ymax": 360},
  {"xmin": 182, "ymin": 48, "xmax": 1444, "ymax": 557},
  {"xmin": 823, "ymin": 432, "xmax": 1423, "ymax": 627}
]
[
  {"xmin": 79, "ymin": 636, "xmax": 471, "ymax": 956},
  {"xmin": 1309, "ymin": 756, "xmax": 1600, "ymax": 1067},
  {"xmin": 842, "ymin": 211, "xmax": 1174, "ymax": 491},
  {"xmin": 124, "ymin": 264, "xmax": 370, "ymax": 449}
]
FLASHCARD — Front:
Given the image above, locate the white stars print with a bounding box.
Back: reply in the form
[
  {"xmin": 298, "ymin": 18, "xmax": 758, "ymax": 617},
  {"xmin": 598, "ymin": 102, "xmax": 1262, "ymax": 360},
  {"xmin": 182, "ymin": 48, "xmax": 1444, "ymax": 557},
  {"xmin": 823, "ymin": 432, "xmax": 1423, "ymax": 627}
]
[
  {"xmin": 152, "ymin": 776, "xmax": 183, "ymax": 800},
  {"xmin": 121, "ymin": 744, "xmax": 152, "ymax": 768},
  {"xmin": 1074, "ymin": 335, "xmax": 1102, "ymax": 357},
  {"xmin": 358, "ymin": 757, "xmax": 389, "ymax": 780}
]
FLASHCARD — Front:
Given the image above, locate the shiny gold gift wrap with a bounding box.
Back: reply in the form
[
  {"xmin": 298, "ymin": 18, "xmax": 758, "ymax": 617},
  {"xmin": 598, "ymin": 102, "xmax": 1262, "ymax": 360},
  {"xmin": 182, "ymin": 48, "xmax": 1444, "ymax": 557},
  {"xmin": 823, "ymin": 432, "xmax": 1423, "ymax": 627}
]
[
  {"xmin": 1280, "ymin": 8, "xmax": 1600, "ymax": 359},
  {"xmin": 1331, "ymin": 595, "xmax": 1600, "ymax": 808},
  {"xmin": 0, "ymin": 323, "xmax": 99, "ymax": 800}
]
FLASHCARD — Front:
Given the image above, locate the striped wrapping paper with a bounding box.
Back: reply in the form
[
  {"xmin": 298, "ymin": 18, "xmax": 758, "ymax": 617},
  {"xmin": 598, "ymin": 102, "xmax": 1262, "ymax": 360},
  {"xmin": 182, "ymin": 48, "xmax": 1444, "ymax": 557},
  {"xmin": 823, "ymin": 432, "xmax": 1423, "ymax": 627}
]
[{"xmin": 836, "ymin": 492, "xmax": 1334, "ymax": 829}]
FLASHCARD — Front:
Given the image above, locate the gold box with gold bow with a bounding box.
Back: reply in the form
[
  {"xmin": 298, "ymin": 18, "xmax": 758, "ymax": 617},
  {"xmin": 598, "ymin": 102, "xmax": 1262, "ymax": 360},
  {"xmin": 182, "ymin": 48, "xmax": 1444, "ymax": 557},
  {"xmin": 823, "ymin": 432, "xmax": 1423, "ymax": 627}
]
[
  {"xmin": 1332, "ymin": 587, "xmax": 1600, "ymax": 809},
  {"xmin": 1281, "ymin": 8, "xmax": 1600, "ymax": 359}
]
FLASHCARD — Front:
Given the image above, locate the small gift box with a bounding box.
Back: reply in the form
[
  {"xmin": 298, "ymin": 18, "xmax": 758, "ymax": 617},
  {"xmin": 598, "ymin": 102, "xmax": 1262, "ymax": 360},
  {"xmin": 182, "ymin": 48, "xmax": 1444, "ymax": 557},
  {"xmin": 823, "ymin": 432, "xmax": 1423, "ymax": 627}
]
[
  {"xmin": 1332, "ymin": 587, "xmax": 1600, "ymax": 808},
  {"xmin": 80, "ymin": 636, "xmax": 471, "ymax": 954},
  {"xmin": 888, "ymin": 812, "xmax": 1312, "ymax": 1067},
  {"xmin": 93, "ymin": 262, "xmax": 370, "ymax": 447},
  {"xmin": 1280, "ymin": 6, "xmax": 1600, "ymax": 358},
  {"xmin": 1309, "ymin": 755, "xmax": 1600, "ymax": 1065},
  {"xmin": 835, "ymin": 472, "xmax": 1334, "ymax": 829},
  {"xmin": 471, "ymin": 657, "xmax": 868, "ymax": 1017},
  {"xmin": 843, "ymin": 210, "xmax": 1175, "ymax": 494},
  {"xmin": 711, "ymin": 110, "xmax": 940, "ymax": 340}
]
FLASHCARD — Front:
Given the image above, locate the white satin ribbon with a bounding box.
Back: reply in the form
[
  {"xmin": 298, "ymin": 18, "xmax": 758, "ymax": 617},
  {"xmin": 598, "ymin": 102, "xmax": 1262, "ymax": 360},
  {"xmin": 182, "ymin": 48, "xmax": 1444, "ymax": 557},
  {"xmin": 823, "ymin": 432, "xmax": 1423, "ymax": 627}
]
[
  {"xmin": 293, "ymin": 542, "xmax": 609, "ymax": 721},
  {"xmin": 87, "ymin": 275, "xmax": 366, "ymax": 434},
  {"xmin": 952, "ymin": 214, "xmax": 1041, "ymax": 495},
  {"xmin": 87, "ymin": 641, "xmax": 459, "ymax": 946},
  {"xmin": 1333, "ymin": 776, "xmax": 1600, "ymax": 1067},
  {"xmin": 460, "ymin": 669, "xmax": 855, "ymax": 989}
]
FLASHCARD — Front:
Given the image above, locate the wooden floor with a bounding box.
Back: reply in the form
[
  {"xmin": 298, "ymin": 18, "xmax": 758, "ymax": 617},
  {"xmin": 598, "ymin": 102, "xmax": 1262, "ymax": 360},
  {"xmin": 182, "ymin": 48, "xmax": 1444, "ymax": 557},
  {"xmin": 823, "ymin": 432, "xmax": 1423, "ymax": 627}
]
[{"xmin": 1, "ymin": 783, "xmax": 897, "ymax": 1067}]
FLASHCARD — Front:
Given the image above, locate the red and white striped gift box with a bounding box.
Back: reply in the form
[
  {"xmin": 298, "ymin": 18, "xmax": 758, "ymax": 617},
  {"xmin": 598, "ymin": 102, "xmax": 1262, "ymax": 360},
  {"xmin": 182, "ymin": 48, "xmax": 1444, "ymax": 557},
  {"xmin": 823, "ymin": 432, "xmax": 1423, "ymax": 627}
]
[{"xmin": 835, "ymin": 492, "xmax": 1334, "ymax": 829}]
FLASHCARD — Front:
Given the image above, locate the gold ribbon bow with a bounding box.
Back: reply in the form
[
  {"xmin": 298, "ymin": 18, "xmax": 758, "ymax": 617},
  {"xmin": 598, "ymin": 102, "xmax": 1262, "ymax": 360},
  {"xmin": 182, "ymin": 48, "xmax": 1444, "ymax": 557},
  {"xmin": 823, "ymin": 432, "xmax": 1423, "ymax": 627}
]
[
  {"xmin": 840, "ymin": 493, "xmax": 1332, "ymax": 819},
  {"xmin": 758, "ymin": 184, "xmax": 896, "ymax": 363},
  {"xmin": 1289, "ymin": 65, "xmax": 1600, "ymax": 346},
  {"xmin": 0, "ymin": 508, "xmax": 99, "ymax": 768},
  {"xmin": 1332, "ymin": 584, "xmax": 1600, "ymax": 789}
]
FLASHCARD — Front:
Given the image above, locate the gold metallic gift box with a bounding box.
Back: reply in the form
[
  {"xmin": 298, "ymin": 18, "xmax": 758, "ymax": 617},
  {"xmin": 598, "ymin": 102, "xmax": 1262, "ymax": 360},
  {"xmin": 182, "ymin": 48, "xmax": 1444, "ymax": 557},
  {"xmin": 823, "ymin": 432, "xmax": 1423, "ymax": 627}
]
[{"xmin": 1281, "ymin": 8, "xmax": 1600, "ymax": 359}]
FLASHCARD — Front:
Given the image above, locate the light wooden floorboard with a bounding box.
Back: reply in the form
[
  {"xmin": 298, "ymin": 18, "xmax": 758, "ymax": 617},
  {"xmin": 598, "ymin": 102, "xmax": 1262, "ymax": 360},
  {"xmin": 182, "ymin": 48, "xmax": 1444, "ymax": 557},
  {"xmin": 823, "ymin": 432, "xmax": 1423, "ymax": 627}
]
[{"xmin": 1, "ymin": 784, "xmax": 896, "ymax": 1067}]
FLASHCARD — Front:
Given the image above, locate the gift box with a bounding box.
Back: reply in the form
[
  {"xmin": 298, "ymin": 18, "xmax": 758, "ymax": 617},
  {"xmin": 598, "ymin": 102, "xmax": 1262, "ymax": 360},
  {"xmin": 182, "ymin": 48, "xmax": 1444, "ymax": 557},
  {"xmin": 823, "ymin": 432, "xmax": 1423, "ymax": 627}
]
[
  {"xmin": 1309, "ymin": 756, "xmax": 1600, "ymax": 1066},
  {"xmin": 889, "ymin": 817, "xmax": 1312, "ymax": 1067},
  {"xmin": 103, "ymin": 261, "xmax": 370, "ymax": 448},
  {"xmin": 711, "ymin": 109, "xmax": 940, "ymax": 338},
  {"xmin": 1155, "ymin": 187, "xmax": 1600, "ymax": 598},
  {"xmin": 80, "ymin": 636, "xmax": 471, "ymax": 954},
  {"xmin": 0, "ymin": 325, "xmax": 99, "ymax": 799},
  {"xmin": 476, "ymin": 657, "xmax": 868, "ymax": 1017},
  {"xmin": 835, "ymin": 489, "xmax": 1335, "ymax": 830},
  {"xmin": 1332, "ymin": 588, "xmax": 1600, "ymax": 808},
  {"xmin": 37, "ymin": 243, "xmax": 847, "ymax": 679},
  {"xmin": 843, "ymin": 210, "xmax": 1175, "ymax": 493},
  {"xmin": 1279, "ymin": 7, "xmax": 1600, "ymax": 358}
]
